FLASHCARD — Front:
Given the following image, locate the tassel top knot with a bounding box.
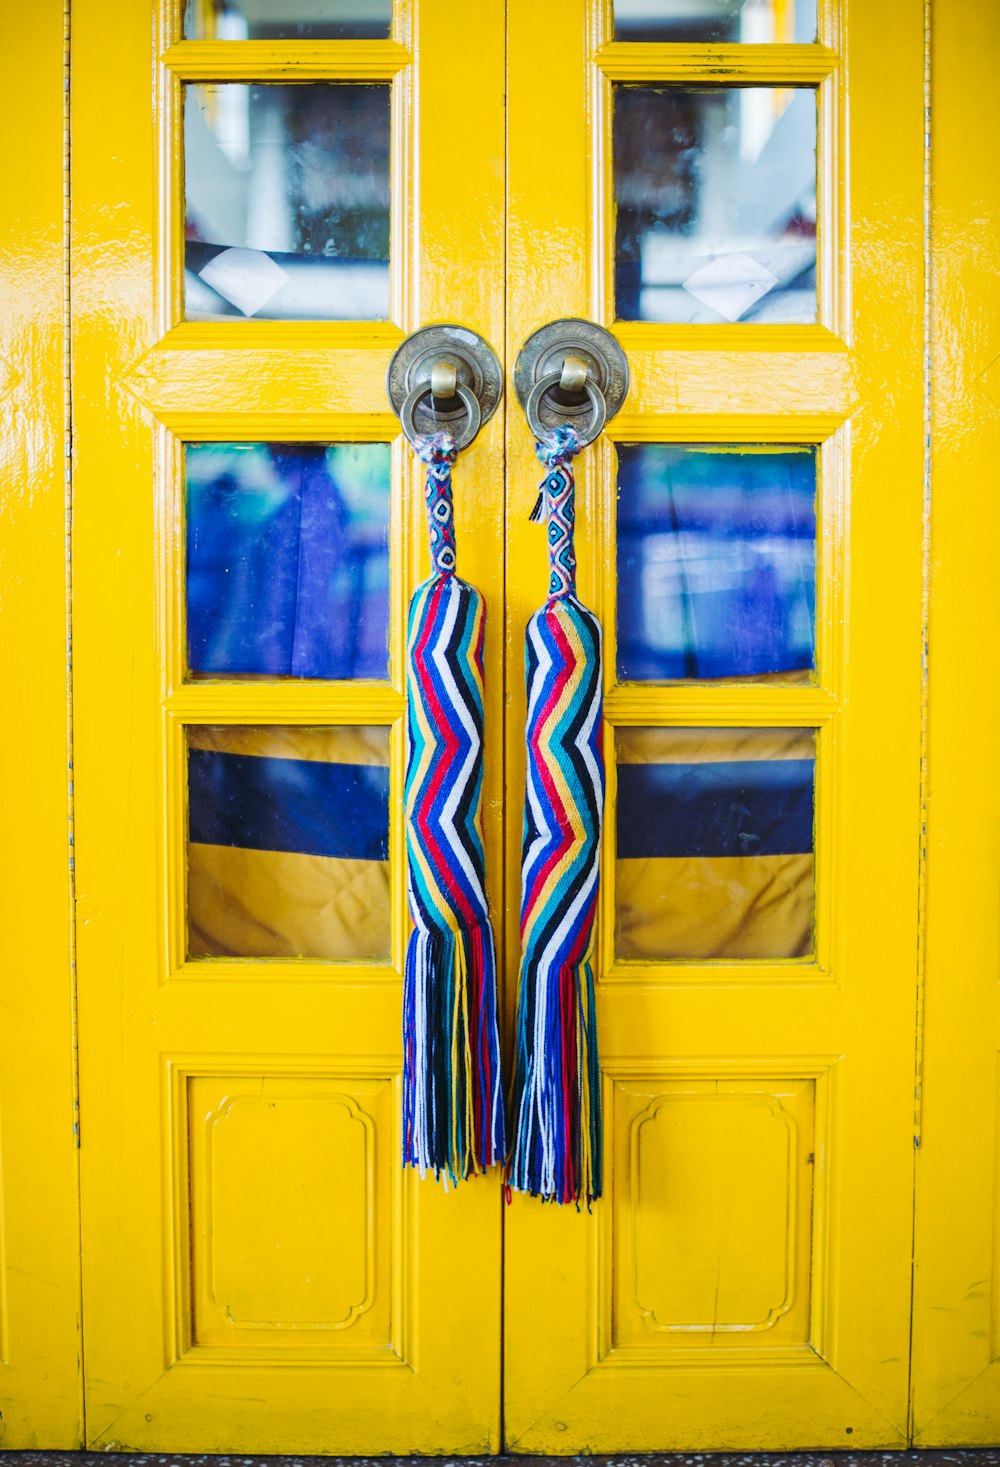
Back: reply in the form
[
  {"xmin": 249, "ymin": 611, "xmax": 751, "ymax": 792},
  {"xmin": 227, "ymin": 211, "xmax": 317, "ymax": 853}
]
[
  {"xmin": 415, "ymin": 431, "xmax": 459, "ymax": 468},
  {"xmin": 535, "ymin": 423, "xmax": 581, "ymax": 471}
]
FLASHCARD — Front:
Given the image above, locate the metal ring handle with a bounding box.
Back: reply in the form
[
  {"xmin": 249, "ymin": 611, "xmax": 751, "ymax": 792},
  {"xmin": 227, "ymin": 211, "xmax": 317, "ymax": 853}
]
[
  {"xmin": 525, "ymin": 370, "xmax": 607, "ymax": 448},
  {"xmin": 399, "ymin": 380, "xmax": 482, "ymax": 451}
]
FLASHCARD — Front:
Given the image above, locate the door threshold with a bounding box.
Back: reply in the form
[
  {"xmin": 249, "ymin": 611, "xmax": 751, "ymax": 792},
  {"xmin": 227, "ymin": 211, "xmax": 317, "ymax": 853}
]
[{"xmin": 2, "ymin": 1454, "xmax": 999, "ymax": 1465}]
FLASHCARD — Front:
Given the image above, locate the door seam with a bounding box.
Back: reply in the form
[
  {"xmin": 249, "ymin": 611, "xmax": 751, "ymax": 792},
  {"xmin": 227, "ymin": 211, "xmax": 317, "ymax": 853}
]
[
  {"xmin": 907, "ymin": 0, "xmax": 933, "ymax": 1444},
  {"xmin": 63, "ymin": 0, "xmax": 86, "ymax": 1445}
]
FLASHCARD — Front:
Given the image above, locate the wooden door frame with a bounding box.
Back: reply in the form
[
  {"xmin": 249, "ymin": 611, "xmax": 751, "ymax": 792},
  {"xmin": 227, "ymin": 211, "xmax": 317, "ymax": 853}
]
[{"xmin": 1, "ymin": 0, "xmax": 999, "ymax": 1450}]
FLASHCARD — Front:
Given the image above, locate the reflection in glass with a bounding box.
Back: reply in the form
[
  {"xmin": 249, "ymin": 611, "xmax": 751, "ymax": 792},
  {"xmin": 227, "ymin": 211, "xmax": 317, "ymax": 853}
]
[
  {"xmin": 614, "ymin": 0, "xmax": 815, "ymax": 44},
  {"xmin": 614, "ymin": 86, "xmax": 816, "ymax": 322},
  {"xmin": 184, "ymin": 0, "xmax": 392, "ymax": 40},
  {"xmin": 615, "ymin": 726, "xmax": 815, "ymax": 960},
  {"xmin": 187, "ymin": 724, "xmax": 391, "ymax": 961},
  {"xmin": 186, "ymin": 442, "xmax": 390, "ymax": 680},
  {"xmin": 617, "ymin": 444, "xmax": 816, "ymax": 681},
  {"xmin": 184, "ymin": 83, "xmax": 390, "ymax": 319}
]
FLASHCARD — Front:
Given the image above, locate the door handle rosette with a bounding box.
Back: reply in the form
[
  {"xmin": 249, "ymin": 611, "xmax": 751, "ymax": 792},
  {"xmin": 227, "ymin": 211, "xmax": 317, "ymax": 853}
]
[
  {"xmin": 513, "ymin": 317, "xmax": 629, "ymax": 446},
  {"xmin": 386, "ymin": 323, "xmax": 503, "ymax": 450}
]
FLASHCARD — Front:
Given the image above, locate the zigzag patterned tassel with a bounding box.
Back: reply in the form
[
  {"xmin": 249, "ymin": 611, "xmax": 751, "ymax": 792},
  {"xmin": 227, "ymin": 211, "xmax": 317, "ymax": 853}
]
[
  {"xmin": 402, "ymin": 432, "xmax": 505, "ymax": 1183},
  {"xmin": 508, "ymin": 425, "xmax": 605, "ymax": 1206}
]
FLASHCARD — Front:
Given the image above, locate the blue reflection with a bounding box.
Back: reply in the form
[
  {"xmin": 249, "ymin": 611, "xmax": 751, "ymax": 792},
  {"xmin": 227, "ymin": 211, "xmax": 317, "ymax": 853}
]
[
  {"xmin": 186, "ymin": 442, "xmax": 390, "ymax": 679},
  {"xmin": 617, "ymin": 444, "xmax": 816, "ymax": 681}
]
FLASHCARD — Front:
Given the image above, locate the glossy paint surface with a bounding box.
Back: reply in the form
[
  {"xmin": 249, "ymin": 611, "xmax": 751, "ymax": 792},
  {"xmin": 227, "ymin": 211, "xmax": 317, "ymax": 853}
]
[
  {"xmin": 72, "ymin": 0, "xmax": 505, "ymax": 1452},
  {"xmin": 13, "ymin": 0, "xmax": 996, "ymax": 1453},
  {"xmin": 909, "ymin": 1, "xmax": 1000, "ymax": 1445},
  {"xmin": 504, "ymin": 0, "xmax": 925, "ymax": 1452},
  {"xmin": 0, "ymin": 0, "xmax": 83, "ymax": 1445}
]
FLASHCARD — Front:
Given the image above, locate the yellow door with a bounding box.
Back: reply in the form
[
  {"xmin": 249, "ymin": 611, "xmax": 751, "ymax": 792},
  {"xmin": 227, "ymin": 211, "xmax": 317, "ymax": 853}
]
[
  {"xmin": 503, "ymin": 0, "xmax": 925, "ymax": 1448},
  {"xmin": 71, "ymin": 0, "xmax": 505, "ymax": 1451},
  {"xmin": 0, "ymin": 0, "xmax": 986, "ymax": 1453}
]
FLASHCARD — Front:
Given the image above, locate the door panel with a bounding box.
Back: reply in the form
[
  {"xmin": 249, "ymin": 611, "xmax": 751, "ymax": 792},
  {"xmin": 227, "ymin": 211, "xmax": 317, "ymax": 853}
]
[
  {"xmin": 71, "ymin": 0, "xmax": 505, "ymax": 1451},
  {"xmin": 62, "ymin": 0, "xmax": 1000, "ymax": 1454},
  {"xmin": 911, "ymin": 0, "xmax": 1000, "ymax": 1443},
  {"xmin": 504, "ymin": 0, "xmax": 924, "ymax": 1450},
  {"xmin": 0, "ymin": 1, "xmax": 83, "ymax": 1444}
]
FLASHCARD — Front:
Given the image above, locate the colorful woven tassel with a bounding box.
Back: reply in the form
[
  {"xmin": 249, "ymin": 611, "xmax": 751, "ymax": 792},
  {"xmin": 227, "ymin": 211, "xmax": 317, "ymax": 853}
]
[
  {"xmin": 508, "ymin": 425, "xmax": 605, "ymax": 1206},
  {"xmin": 402, "ymin": 431, "xmax": 505, "ymax": 1183}
]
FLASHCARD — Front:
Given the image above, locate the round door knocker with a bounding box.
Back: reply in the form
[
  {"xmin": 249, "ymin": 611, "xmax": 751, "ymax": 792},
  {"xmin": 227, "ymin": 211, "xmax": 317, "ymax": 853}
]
[
  {"xmin": 514, "ymin": 317, "xmax": 629, "ymax": 445},
  {"xmin": 524, "ymin": 369, "xmax": 607, "ymax": 448},
  {"xmin": 399, "ymin": 379, "xmax": 482, "ymax": 452},
  {"xmin": 386, "ymin": 323, "xmax": 503, "ymax": 449}
]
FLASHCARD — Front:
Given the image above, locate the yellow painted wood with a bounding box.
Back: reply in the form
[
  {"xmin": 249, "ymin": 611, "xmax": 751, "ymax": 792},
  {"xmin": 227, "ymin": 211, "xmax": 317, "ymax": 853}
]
[
  {"xmin": 504, "ymin": 0, "xmax": 924, "ymax": 1450},
  {"xmin": 593, "ymin": 41, "xmax": 839, "ymax": 82},
  {"xmin": 71, "ymin": 0, "xmax": 505, "ymax": 1450},
  {"xmin": 160, "ymin": 40, "xmax": 412, "ymax": 81},
  {"xmin": 909, "ymin": 0, "xmax": 1000, "ymax": 1445},
  {"xmin": 0, "ymin": 0, "xmax": 83, "ymax": 1445}
]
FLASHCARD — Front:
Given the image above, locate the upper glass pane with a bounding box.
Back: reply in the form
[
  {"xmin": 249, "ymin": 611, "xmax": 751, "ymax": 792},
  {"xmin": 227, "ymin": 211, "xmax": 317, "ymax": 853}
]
[
  {"xmin": 186, "ymin": 442, "xmax": 391, "ymax": 680},
  {"xmin": 613, "ymin": 0, "xmax": 816, "ymax": 43},
  {"xmin": 617, "ymin": 443, "xmax": 816, "ymax": 681},
  {"xmin": 184, "ymin": 0, "xmax": 392, "ymax": 40},
  {"xmin": 185, "ymin": 82, "xmax": 390, "ymax": 320},
  {"xmin": 614, "ymin": 86, "xmax": 817, "ymax": 323}
]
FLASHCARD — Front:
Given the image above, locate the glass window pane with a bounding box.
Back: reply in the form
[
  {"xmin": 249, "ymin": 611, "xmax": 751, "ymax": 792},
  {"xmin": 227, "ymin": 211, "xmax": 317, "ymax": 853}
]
[
  {"xmin": 614, "ymin": 86, "xmax": 817, "ymax": 323},
  {"xmin": 186, "ymin": 442, "xmax": 390, "ymax": 680},
  {"xmin": 187, "ymin": 725, "xmax": 391, "ymax": 961},
  {"xmin": 614, "ymin": 0, "xmax": 816, "ymax": 44},
  {"xmin": 185, "ymin": 82, "xmax": 390, "ymax": 320},
  {"xmin": 615, "ymin": 726, "xmax": 815, "ymax": 960},
  {"xmin": 184, "ymin": 0, "xmax": 392, "ymax": 40},
  {"xmin": 617, "ymin": 443, "xmax": 816, "ymax": 682}
]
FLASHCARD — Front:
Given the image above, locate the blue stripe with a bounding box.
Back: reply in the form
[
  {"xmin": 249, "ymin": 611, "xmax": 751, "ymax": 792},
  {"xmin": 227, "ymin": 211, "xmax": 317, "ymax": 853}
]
[
  {"xmin": 189, "ymin": 749, "xmax": 389, "ymax": 860},
  {"xmin": 617, "ymin": 759, "xmax": 814, "ymax": 859}
]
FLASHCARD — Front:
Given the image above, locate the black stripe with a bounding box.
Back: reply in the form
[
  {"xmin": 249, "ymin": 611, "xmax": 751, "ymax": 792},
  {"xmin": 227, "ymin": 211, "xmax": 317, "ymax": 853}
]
[
  {"xmin": 617, "ymin": 759, "xmax": 814, "ymax": 860},
  {"xmin": 189, "ymin": 749, "xmax": 389, "ymax": 860}
]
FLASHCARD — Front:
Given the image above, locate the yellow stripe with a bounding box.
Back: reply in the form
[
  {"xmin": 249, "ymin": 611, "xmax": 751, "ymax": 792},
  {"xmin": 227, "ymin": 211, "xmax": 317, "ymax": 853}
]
[
  {"xmin": 616, "ymin": 853, "xmax": 814, "ymax": 962},
  {"xmin": 616, "ymin": 726, "xmax": 815, "ymax": 766},
  {"xmin": 188, "ymin": 844, "xmax": 390, "ymax": 962},
  {"xmin": 188, "ymin": 724, "xmax": 390, "ymax": 766}
]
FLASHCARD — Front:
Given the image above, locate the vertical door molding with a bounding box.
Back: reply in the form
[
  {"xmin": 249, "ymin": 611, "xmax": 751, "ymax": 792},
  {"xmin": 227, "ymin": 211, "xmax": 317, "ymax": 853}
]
[
  {"xmin": 0, "ymin": 0, "xmax": 82, "ymax": 1444},
  {"xmin": 911, "ymin": 0, "xmax": 1000, "ymax": 1443}
]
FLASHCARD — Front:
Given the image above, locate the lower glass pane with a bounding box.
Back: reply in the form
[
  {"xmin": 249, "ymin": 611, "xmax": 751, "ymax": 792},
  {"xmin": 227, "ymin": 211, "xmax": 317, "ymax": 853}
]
[
  {"xmin": 187, "ymin": 725, "xmax": 391, "ymax": 961},
  {"xmin": 615, "ymin": 726, "xmax": 815, "ymax": 961},
  {"xmin": 186, "ymin": 442, "xmax": 391, "ymax": 680},
  {"xmin": 617, "ymin": 443, "xmax": 816, "ymax": 682}
]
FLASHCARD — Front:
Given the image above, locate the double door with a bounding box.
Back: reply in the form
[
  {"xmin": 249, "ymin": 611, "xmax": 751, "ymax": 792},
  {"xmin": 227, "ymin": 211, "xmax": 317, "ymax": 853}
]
[{"xmin": 4, "ymin": 0, "xmax": 999, "ymax": 1452}]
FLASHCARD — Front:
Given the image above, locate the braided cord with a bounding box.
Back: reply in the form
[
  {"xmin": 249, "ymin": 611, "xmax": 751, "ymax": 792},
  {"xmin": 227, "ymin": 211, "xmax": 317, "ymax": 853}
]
[
  {"xmin": 535, "ymin": 424, "xmax": 582, "ymax": 600},
  {"xmin": 415, "ymin": 431, "xmax": 459, "ymax": 577}
]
